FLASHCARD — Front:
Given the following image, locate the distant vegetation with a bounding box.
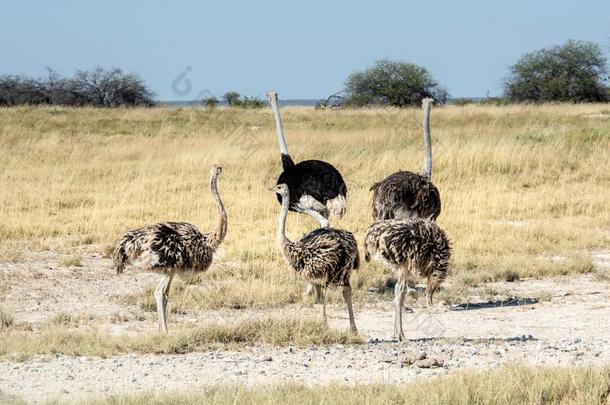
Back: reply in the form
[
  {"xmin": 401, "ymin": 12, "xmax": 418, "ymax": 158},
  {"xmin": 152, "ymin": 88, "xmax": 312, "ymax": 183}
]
[
  {"xmin": 0, "ymin": 66, "xmax": 155, "ymax": 107},
  {"xmin": 330, "ymin": 59, "xmax": 449, "ymax": 108},
  {"xmin": 504, "ymin": 40, "xmax": 609, "ymax": 103},
  {"xmin": 1, "ymin": 39, "xmax": 608, "ymax": 108},
  {"xmin": 222, "ymin": 91, "xmax": 265, "ymax": 108}
]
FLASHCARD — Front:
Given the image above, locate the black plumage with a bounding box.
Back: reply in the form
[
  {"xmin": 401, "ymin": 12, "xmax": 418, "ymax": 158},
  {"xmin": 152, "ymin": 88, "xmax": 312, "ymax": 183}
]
[
  {"xmin": 370, "ymin": 98, "xmax": 441, "ymax": 222},
  {"xmin": 267, "ymin": 92, "xmax": 347, "ymax": 228},
  {"xmin": 276, "ymin": 155, "xmax": 347, "ymax": 219}
]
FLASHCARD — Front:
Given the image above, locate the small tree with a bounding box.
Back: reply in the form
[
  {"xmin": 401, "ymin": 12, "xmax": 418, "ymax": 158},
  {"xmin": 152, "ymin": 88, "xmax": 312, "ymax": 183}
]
[
  {"xmin": 73, "ymin": 67, "xmax": 155, "ymax": 107},
  {"xmin": 238, "ymin": 95, "xmax": 265, "ymax": 108},
  {"xmin": 504, "ymin": 40, "xmax": 609, "ymax": 103},
  {"xmin": 202, "ymin": 95, "xmax": 219, "ymax": 108},
  {"xmin": 342, "ymin": 59, "xmax": 448, "ymax": 107},
  {"xmin": 223, "ymin": 91, "xmax": 241, "ymax": 107}
]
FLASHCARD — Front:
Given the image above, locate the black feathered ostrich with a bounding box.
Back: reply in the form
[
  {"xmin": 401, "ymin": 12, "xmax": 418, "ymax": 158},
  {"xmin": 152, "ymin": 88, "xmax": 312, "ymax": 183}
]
[
  {"xmin": 113, "ymin": 166, "xmax": 227, "ymax": 332},
  {"xmin": 267, "ymin": 91, "xmax": 347, "ymax": 229},
  {"xmin": 370, "ymin": 98, "xmax": 441, "ymax": 221}
]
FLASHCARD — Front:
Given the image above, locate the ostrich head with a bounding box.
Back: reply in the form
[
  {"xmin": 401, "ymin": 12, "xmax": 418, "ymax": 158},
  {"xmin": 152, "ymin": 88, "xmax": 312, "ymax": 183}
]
[
  {"xmin": 422, "ymin": 97, "xmax": 434, "ymax": 109},
  {"xmin": 270, "ymin": 183, "xmax": 289, "ymax": 199},
  {"xmin": 210, "ymin": 165, "xmax": 223, "ymax": 178},
  {"xmin": 266, "ymin": 91, "xmax": 278, "ymax": 103}
]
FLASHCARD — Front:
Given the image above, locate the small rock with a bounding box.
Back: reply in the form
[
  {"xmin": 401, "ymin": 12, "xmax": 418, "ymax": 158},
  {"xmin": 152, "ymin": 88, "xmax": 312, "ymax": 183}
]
[
  {"xmin": 401, "ymin": 351, "xmax": 427, "ymax": 365},
  {"xmin": 263, "ymin": 356, "xmax": 273, "ymax": 362},
  {"xmin": 415, "ymin": 357, "xmax": 444, "ymax": 368}
]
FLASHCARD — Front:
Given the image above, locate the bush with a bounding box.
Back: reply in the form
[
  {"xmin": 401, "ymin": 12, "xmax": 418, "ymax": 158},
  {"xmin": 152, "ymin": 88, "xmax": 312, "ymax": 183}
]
[
  {"xmin": 452, "ymin": 98, "xmax": 478, "ymax": 106},
  {"xmin": 223, "ymin": 92, "xmax": 265, "ymax": 108},
  {"xmin": 341, "ymin": 59, "xmax": 448, "ymax": 107},
  {"xmin": 202, "ymin": 96, "xmax": 219, "ymax": 108},
  {"xmin": 0, "ymin": 67, "xmax": 155, "ymax": 107},
  {"xmin": 504, "ymin": 40, "xmax": 609, "ymax": 103},
  {"xmin": 479, "ymin": 97, "xmax": 511, "ymax": 106},
  {"xmin": 223, "ymin": 91, "xmax": 241, "ymax": 107}
]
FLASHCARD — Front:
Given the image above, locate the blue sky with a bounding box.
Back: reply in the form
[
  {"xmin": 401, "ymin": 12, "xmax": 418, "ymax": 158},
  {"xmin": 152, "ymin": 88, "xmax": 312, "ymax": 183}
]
[{"xmin": 1, "ymin": 0, "xmax": 609, "ymax": 100}]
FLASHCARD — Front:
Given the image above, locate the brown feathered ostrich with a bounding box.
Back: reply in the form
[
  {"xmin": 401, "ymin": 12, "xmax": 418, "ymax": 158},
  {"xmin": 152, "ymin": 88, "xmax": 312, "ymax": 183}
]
[
  {"xmin": 271, "ymin": 183, "xmax": 359, "ymax": 333},
  {"xmin": 364, "ymin": 218, "xmax": 451, "ymax": 341},
  {"xmin": 113, "ymin": 165, "xmax": 227, "ymax": 332},
  {"xmin": 370, "ymin": 98, "xmax": 441, "ymax": 221}
]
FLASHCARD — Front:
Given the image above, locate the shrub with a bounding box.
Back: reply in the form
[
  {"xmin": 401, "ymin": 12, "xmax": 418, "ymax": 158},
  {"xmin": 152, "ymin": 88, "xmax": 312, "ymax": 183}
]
[
  {"xmin": 504, "ymin": 40, "xmax": 609, "ymax": 103},
  {"xmin": 223, "ymin": 92, "xmax": 265, "ymax": 108},
  {"xmin": 342, "ymin": 59, "xmax": 448, "ymax": 107}
]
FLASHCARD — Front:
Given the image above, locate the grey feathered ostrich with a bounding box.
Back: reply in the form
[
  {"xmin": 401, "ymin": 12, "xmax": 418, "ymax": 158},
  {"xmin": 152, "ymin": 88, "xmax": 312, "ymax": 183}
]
[
  {"xmin": 272, "ymin": 183, "xmax": 359, "ymax": 333},
  {"xmin": 370, "ymin": 98, "xmax": 441, "ymax": 221},
  {"xmin": 113, "ymin": 165, "xmax": 227, "ymax": 332},
  {"xmin": 364, "ymin": 218, "xmax": 451, "ymax": 341}
]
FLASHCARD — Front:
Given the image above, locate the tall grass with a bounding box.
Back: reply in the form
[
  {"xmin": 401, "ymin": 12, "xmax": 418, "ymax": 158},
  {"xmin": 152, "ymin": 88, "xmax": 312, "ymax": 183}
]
[{"xmin": 0, "ymin": 105, "xmax": 608, "ymax": 307}]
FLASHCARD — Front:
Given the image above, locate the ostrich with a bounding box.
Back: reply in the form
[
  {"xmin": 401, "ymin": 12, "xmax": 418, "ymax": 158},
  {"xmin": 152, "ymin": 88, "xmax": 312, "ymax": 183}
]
[
  {"xmin": 364, "ymin": 218, "xmax": 451, "ymax": 341},
  {"xmin": 267, "ymin": 91, "xmax": 348, "ymax": 303},
  {"xmin": 113, "ymin": 165, "xmax": 227, "ymax": 332},
  {"xmin": 271, "ymin": 183, "xmax": 359, "ymax": 333},
  {"xmin": 267, "ymin": 91, "xmax": 347, "ymax": 228},
  {"xmin": 370, "ymin": 98, "xmax": 441, "ymax": 222}
]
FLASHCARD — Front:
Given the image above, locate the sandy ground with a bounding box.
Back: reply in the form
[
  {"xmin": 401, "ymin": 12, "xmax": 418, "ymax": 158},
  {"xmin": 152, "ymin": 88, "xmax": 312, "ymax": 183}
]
[{"xmin": 0, "ymin": 250, "xmax": 609, "ymax": 403}]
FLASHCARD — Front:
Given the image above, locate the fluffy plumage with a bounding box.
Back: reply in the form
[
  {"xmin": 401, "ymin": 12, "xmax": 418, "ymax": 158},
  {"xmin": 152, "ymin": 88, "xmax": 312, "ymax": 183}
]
[
  {"xmin": 272, "ymin": 183, "xmax": 358, "ymax": 332},
  {"xmin": 364, "ymin": 218, "xmax": 451, "ymax": 341},
  {"xmin": 370, "ymin": 98, "xmax": 441, "ymax": 221},
  {"xmin": 371, "ymin": 171, "xmax": 441, "ymax": 221},
  {"xmin": 113, "ymin": 222, "xmax": 217, "ymax": 275},
  {"xmin": 113, "ymin": 165, "xmax": 226, "ymax": 332},
  {"xmin": 281, "ymin": 227, "xmax": 359, "ymax": 288}
]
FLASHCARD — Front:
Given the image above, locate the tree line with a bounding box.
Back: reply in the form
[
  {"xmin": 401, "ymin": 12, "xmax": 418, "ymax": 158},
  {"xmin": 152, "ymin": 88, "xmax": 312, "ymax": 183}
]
[
  {"xmin": 1, "ymin": 39, "xmax": 608, "ymax": 108},
  {"xmin": 0, "ymin": 67, "xmax": 154, "ymax": 107}
]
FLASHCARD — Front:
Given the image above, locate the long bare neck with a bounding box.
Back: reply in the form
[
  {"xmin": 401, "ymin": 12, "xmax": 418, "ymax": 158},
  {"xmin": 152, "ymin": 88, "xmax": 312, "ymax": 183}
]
[
  {"xmin": 269, "ymin": 95, "xmax": 290, "ymax": 158},
  {"xmin": 209, "ymin": 174, "xmax": 227, "ymax": 250},
  {"xmin": 421, "ymin": 98, "xmax": 433, "ymax": 180},
  {"xmin": 277, "ymin": 193, "xmax": 291, "ymax": 249}
]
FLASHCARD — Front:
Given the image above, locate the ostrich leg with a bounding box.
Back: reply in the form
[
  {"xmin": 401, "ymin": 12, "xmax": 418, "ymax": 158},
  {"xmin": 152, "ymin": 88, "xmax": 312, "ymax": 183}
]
[
  {"xmin": 426, "ymin": 274, "xmax": 442, "ymax": 307},
  {"xmin": 313, "ymin": 285, "xmax": 323, "ymax": 304},
  {"xmin": 321, "ymin": 287, "xmax": 327, "ymax": 324},
  {"xmin": 303, "ymin": 284, "xmax": 323, "ymax": 304},
  {"xmin": 155, "ymin": 274, "xmax": 174, "ymax": 333},
  {"xmin": 342, "ymin": 286, "xmax": 357, "ymax": 333},
  {"xmin": 394, "ymin": 276, "xmax": 407, "ymax": 341}
]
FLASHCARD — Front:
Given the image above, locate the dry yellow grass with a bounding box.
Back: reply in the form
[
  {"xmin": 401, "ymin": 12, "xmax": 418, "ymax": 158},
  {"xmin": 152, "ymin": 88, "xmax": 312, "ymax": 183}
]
[
  {"xmin": 0, "ymin": 317, "xmax": 361, "ymax": 361},
  {"xmin": 0, "ymin": 104, "xmax": 609, "ymax": 308},
  {"xmin": 70, "ymin": 365, "xmax": 610, "ymax": 405}
]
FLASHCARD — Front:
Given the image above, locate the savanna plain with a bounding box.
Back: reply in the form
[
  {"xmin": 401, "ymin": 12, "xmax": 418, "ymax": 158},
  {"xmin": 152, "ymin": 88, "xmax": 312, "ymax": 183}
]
[{"xmin": 0, "ymin": 104, "xmax": 609, "ymax": 404}]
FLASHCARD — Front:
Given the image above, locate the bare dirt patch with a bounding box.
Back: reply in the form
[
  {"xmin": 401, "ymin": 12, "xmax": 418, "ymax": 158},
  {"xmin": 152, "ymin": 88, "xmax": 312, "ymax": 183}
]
[{"xmin": 1, "ymin": 250, "xmax": 609, "ymax": 403}]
